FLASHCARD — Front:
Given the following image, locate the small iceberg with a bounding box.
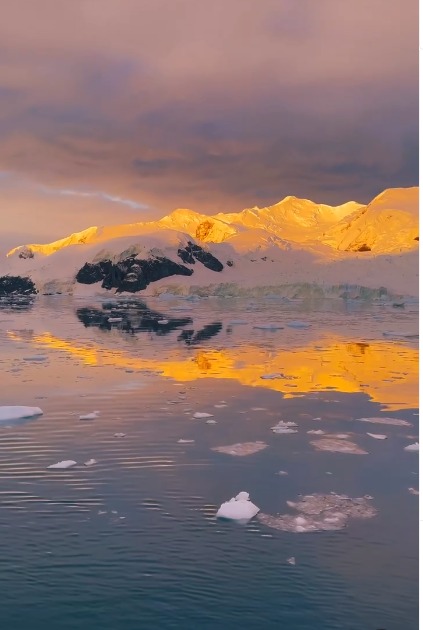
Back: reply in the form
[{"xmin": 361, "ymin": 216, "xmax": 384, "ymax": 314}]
[
  {"xmin": 356, "ymin": 416, "xmax": 411, "ymax": 427},
  {"xmin": 177, "ymin": 439, "xmax": 195, "ymax": 444},
  {"xmin": 193, "ymin": 412, "xmax": 214, "ymax": 419},
  {"xmin": 216, "ymin": 491, "xmax": 260, "ymax": 523},
  {"xmin": 404, "ymin": 442, "xmax": 419, "ymax": 452},
  {"xmin": 366, "ymin": 433, "xmax": 387, "ymax": 440},
  {"xmin": 114, "ymin": 432, "xmax": 126, "ymax": 438},
  {"xmin": 157, "ymin": 319, "xmax": 169, "ymax": 325},
  {"xmin": 79, "ymin": 411, "xmax": 100, "ymax": 420},
  {"xmin": 84, "ymin": 459, "xmax": 97, "ymax": 467},
  {"xmin": 212, "ymin": 441, "xmax": 268, "ymax": 457},
  {"xmin": 48, "ymin": 460, "xmax": 77, "ymax": 469},
  {"xmin": 0, "ymin": 406, "xmax": 43, "ymax": 423}
]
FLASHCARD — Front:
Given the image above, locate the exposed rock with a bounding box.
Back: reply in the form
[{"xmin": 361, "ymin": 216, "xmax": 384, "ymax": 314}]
[
  {"xmin": 18, "ymin": 246, "xmax": 34, "ymax": 259},
  {"xmin": 76, "ymin": 256, "xmax": 193, "ymax": 292},
  {"xmin": 0, "ymin": 275, "xmax": 38, "ymax": 296},
  {"xmin": 177, "ymin": 242, "xmax": 224, "ymax": 272}
]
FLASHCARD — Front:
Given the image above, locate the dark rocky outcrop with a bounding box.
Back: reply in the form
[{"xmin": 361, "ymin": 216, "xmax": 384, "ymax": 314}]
[
  {"xmin": 414, "ymin": 236, "xmax": 419, "ymax": 241},
  {"xmin": 177, "ymin": 242, "xmax": 224, "ymax": 272},
  {"xmin": 76, "ymin": 256, "xmax": 193, "ymax": 293},
  {"xmin": 357, "ymin": 244, "xmax": 371, "ymax": 252},
  {"xmin": 18, "ymin": 247, "xmax": 35, "ymax": 259},
  {"xmin": 0, "ymin": 275, "xmax": 37, "ymax": 295}
]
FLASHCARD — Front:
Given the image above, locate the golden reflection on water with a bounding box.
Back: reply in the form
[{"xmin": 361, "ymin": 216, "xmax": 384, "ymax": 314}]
[{"xmin": 7, "ymin": 331, "xmax": 418, "ymax": 411}]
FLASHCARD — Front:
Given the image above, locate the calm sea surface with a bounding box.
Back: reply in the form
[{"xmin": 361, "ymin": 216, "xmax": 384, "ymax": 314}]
[{"xmin": 0, "ymin": 295, "xmax": 418, "ymax": 630}]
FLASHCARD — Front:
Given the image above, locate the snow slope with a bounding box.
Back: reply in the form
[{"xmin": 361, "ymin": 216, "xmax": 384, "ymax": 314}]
[{"xmin": 2, "ymin": 187, "xmax": 418, "ymax": 298}]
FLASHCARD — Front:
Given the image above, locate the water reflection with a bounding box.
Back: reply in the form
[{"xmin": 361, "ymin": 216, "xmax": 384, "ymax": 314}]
[
  {"xmin": 76, "ymin": 304, "xmax": 192, "ymax": 335},
  {"xmin": 7, "ymin": 327, "xmax": 418, "ymax": 411}
]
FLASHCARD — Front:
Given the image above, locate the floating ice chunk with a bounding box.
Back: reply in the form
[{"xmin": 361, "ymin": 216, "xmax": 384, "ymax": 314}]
[
  {"xmin": 366, "ymin": 433, "xmax": 387, "ymax": 440},
  {"xmin": 114, "ymin": 432, "xmax": 126, "ymax": 438},
  {"xmin": 287, "ymin": 321, "xmax": 311, "ymax": 329},
  {"xmin": 271, "ymin": 420, "xmax": 298, "ymax": 434},
  {"xmin": 84, "ymin": 459, "xmax": 97, "ymax": 467},
  {"xmin": 212, "ymin": 441, "xmax": 268, "ymax": 457},
  {"xmin": 287, "ymin": 557, "xmax": 296, "ymax": 565},
  {"xmin": 404, "ymin": 442, "xmax": 419, "ymax": 452},
  {"xmin": 178, "ymin": 439, "xmax": 195, "ymax": 444},
  {"xmin": 206, "ymin": 419, "xmax": 217, "ymax": 424},
  {"xmin": 79, "ymin": 411, "xmax": 100, "ymax": 420},
  {"xmin": 193, "ymin": 412, "xmax": 214, "ymax": 419},
  {"xmin": 23, "ymin": 355, "xmax": 48, "ymax": 361},
  {"xmin": 0, "ymin": 406, "xmax": 43, "ymax": 422},
  {"xmin": 408, "ymin": 487, "xmax": 419, "ymax": 495},
  {"xmin": 253, "ymin": 323, "xmax": 284, "ymax": 330},
  {"xmin": 307, "ymin": 429, "xmax": 325, "ymax": 435},
  {"xmin": 157, "ymin": 319, "xmax": 169, "ymax": 325},
  {"xmin": 356, "ymin": 417, "xmax": 411, "ymax": 427},
  {"xmin": 251, "ymin": 407, "xmax": 267, "ymax": 411},
  {"xmin": 277, "ymin": 470, "xmax": 289, "ymax": 476},
  {"xmin": 216, "ymin": 491, "xmax": 260, "ymax": 522},
  {"xmin": 310, "ymin": 438, "xmax": 368, "ymax": 455},
  {"xmin": 257, "ymin": 493, "xmax": 376, "ymax": 533},
  {"xmin": 214, "ymin": 404, "xmax": 227, "ymax": 408},
  {"xmin": 108, "ymin": 317, "xmax": 123, "ymax": 323},
  {"xmin": 48, "ymin": 460, "xmax": 77, "ymax": 469}
]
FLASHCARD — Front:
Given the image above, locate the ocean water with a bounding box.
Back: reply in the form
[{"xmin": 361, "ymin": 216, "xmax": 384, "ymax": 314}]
[{"xmin": 0, "ymin": 295, "xmax": 418, "ymax": 630}]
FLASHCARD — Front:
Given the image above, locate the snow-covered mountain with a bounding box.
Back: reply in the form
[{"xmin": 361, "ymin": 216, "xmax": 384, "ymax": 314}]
[{"xmin": 1, "ymin": 187, "xmax": 418, "ymax": 299}]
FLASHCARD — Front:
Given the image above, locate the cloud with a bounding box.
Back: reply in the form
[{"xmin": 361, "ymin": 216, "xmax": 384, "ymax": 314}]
[{"xmin": 0, "ymin": 0, "xmax": 417, "ymax": 242}]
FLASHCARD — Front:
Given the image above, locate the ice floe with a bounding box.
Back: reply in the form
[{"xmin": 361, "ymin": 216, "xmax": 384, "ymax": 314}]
[
  {"xmin": 206, "ymin": 419, "xmax": 217, "ymax": 424},
  {"xmin": 193, "ymin": 412, "xmax": 214, "ymax": 419},
  {"xmin": 216, "ymin": 491, "xmax": 260, "ymax": 522},
  {"xmin": 47, "ymin": 460, "xmax": 77, "ymax": 469},
  {"xmin": 277, "ymin": 470, "xmax": 289, "ymax": 476},
  {"xmin": 79, "ymin": 411, "xmax": 100, "ymax": 420},
  {"xmin": 212, "ymin": 441, "xmax": 268, "ymax": 456},
  {"xmin": 177, "ymin": 439, "xmax": 195, "ymax": 444},
  {"xmin": 257, "ymin": 493, "xmax": 377, "ymax": 533},
  {"xmin": 114, "ymin": 432, "xmax": 126, "ymax": 438},
  {"xmin": 271, "ymin": 420, "xmax": 298, "ymax": 434},
  {"xmin": 366, "ymin": 433, "xmax": 388, "ymax": 440},
  {"xmin": 356, "ymin": 417, "xmax": 412, "ymax": 427},
  {"xmin": 286, "ymin": 321, "xmax": 311, "ymax": 329},
  {"xmin": 404, "ymin": 442, "xmax": 419, "ymax": 452},
  {"xmin": 408, "ymin": 487, "xmax": 419, "ymax": 495},
  {"xmin": 310, "ymin": 438, "xmax": 368, "ymax": 455},
  {"xmin": 157, "ymin": 319, "xmax": 169, "ymax": 324},
  {"xmin": 287, "ymin": 556, "xmax": 296, "ymax": 565},
  {"xmin": 307, "ymin": 429, "xmax": 325, "ymax": 435},
  {"xmin": 0, "ymin": 406, "xmax": 43, "ymax": 422},
  {"xmin": 84, "ymin": 459, "xmax": 97, "ymax": 467}
]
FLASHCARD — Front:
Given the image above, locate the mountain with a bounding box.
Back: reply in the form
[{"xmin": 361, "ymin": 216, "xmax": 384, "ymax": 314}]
[{"xmin": 2, "ymin": 187, "xmax": 418, "ymax": 299}]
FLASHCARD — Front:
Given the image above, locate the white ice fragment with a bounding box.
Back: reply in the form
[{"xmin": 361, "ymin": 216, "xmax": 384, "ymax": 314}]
[
  {"xmin": 287, "ymin": 321, "xmax": 310, "ymax": 329},
  {"xmin": 48, "ymin": 460, "xmax": 77, "ymax": 469},
  {"xmin": 108, "ymin": 317, "xmax": 123, "ymax": 323},
  {"xmin": 271, "ymin": 420, "xmax": 298, "ymax": 434},
  {"xmin": 79, "ymin": 411, "xmax": 100, "ymax": 420},
  {"xmin": 206, "ymin": 419, "xmax": 217, "ymax": 424},
  {"xmin": 84, "ymin": 459, "xmax": 97, "ymax": 467},
  {"xmin": 404, "ymin": 442, "xmax": 419, "ymax": 452},
  {"xmin": 114, "ymin": 433, "xmax": 126, "ymax": 438},
  {"xmin": 0, "ymin": 406, "xmax": 43, "ymax": 422},
  {"xmin": 307, "ymin": 429, "xmax": 325, "ymax": 435},
  {"xmin": 216, "ymin": 491, "xmax": 260, "ymax": 522},
  {"xmin": 408, "ymin": 487, "xmax": 419, "ymax": 495},
  {"xmin": 366, "ymin": 433, "xmax": 387, "ymax": 440},
  {"xmin": 177, "ymin": 439, "xmax": 195, "ymax": 444},
  {"xmin": 157, "ymin": 319, "xmax": 169, "ymax": 325},
  {"xmin": 253, "ymin": 324, "xmax": 284, "ymax": 330},
  {"xmin": 277, "ymin": 470, "xmax": 289, "ymax": 476},
  {"xmin": 287, "ymin": 557, "xmax": 296, "ymax": 565},
  {"xmin": 193, "ymin": 412, "xmax": 214, "ymax": 419},
  {"xmin": 251, "ymin": 407, "xmax": 267, "ymax": 411},
  {"xmin": 214, "ymin": 404, "xmax": 227, "ymax": 408}
]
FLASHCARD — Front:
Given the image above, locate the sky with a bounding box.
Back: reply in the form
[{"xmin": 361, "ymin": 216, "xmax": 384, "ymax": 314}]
[{"xmin": 0, "ymin": 0, "xmax": 418, "ymax": 249}]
